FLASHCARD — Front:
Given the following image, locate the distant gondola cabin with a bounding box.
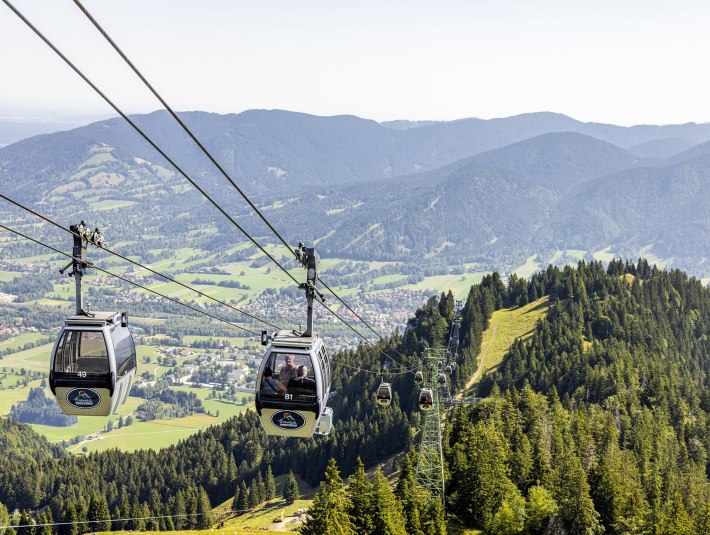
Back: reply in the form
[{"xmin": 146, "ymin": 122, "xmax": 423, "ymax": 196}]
[{"xmin": 376, "ymin": 383, "xmax": 392, "ymax": 406}]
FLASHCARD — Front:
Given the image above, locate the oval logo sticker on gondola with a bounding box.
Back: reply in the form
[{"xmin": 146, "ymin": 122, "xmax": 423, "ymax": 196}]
[
  {"xmin": 271, "ymin": 410, "xmax": 305, "ymax": 431},
  {"xmin": 67, "ymin": 388, "xmax": 101, "ymax": 409}
]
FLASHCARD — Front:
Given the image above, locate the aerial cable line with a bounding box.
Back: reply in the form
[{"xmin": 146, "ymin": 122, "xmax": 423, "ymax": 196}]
[
  {"xmin": 0, "ymin": 193, "xmax": 281, "ymax": 331},
  {"xmin": 0, "ymin": 200, "xmax": 406, "ymax": 376},
  {"xmin": 70, "ymin": 0, "xmax": 408, "ymax": 360},
  {"xmin": 1, "ymin": 0, "xmax": 299, "ymax": 289},
  {"xmin": 3, "ymin": 0, "xmax": 378, "ymax": 351},
  {"xmin": 336, "ymin": 360, "xmax": 417, "ymax": 376},
  {"xmin": 0, "ymin": 223, "xmax": 259, "ymax": 336},
  {"xmin": 4, "ymin": 0, "xmax": 411, "ymax": 369}
]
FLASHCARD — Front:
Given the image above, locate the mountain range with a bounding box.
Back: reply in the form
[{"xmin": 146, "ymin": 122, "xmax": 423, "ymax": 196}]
[{"xmin": 2, "ymin": 109, "xmax": 710, "ymax": 274}]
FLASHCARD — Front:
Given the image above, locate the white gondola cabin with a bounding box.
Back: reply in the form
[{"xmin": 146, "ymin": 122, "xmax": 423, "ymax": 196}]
[
  {"xmin": 255, "ymin": 330, "xmax": 332, "ymax": 437},
  {"xmin": 414, "ymin": 371, "xmax": 424, "ymax": 384},
  {"xmin": 49, "ymin": 311, "xmax": 136, "ymax": 416}
]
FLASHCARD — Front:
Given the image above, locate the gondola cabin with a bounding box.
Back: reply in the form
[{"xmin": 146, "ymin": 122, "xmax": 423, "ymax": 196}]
[
  {"xmin": 49, "ymin": 311, "xmax": 136, "ymax": 416},
  {"xmin": 414, "ymin": 371, "xmax": 424, "ymax": 384},
  {"xmin": 376, "ymin": 383, "xmax": 392, "ymax": 406},
  {"xmin": 255, "ymin": 330, "xmax": 332, "ymax": 437},
  {"xmin": 419, "ymin": 388, "xmax": 434, "ymax": 411}
]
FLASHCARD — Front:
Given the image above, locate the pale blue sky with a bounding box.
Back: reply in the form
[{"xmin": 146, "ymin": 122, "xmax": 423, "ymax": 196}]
[{"xmin": 1, "ymin": 0, "xmax": 709, "ymax": 125}]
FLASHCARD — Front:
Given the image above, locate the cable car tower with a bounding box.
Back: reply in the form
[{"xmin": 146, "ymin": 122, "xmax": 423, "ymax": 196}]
[
  {"xmin": 414, "ymin": 348, "xmax": 447, "ymax": 502},
  {"xmin": 414, "ymin": 302, "xmax": 464, "ymax": 502}
]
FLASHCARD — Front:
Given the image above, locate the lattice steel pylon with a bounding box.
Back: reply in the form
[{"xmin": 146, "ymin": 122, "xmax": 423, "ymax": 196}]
[
  {"xmin": 414, "ymin": 349, "xmax": 447, "ymax": 502},
  {"xmin": 414, "ymin": 303, "xmax": 464, "ymax": 503}
]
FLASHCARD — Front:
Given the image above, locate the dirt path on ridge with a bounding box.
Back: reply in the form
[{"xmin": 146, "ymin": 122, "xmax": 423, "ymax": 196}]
[{"xmin": 464, "ymin": 320, "xmax": 497, "ymax": 391}]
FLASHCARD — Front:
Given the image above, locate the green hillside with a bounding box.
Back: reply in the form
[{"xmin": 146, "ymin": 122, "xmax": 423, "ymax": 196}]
[{"xmin": 1, "ymin": 260, "xmax": 709, "ymax": 535}]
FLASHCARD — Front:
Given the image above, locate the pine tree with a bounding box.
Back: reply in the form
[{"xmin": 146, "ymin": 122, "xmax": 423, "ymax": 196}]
[
  {"xmin": 173, "ymin": 491, "xmax": 187, "ymax": 530},
  {"xmin": 248, "ymin": 478, "xmax": 261, "ymax": 508},
  {"xmin": 284, "ymin": 471, "xmax": 299, "ymax": 504},
  {"xmin": 88, "ymin": 493, "xmax": 111, "ymax": 532},
  {"xmin": 394, "ymin": 452, "xmax": 425, "ymax": 535},
  {"xmin": 0, "ymin": 502, "xmax": 10, "ymax": 535},
  {"xmin": 265, "ymin": 467, "xmax": 277, "ymax": 501},
  {"xmin": 231, "ymin": 484, "xmax": 241, "ymax": 512},
  {"xmin": 195, "ymin": 487, "xmax": 213, "ymax": 530},
  {"xmin": 37, "ymin": 511, "xmax": 52, "ymax": 535},
  {"xmin": 235, "ymin": 481, "xmax": 249, "ymax": 514},
  {"xmin": 421, "ymin": 497, "xmax": 447, "ymax": 535},
  {"xmin": 62, "ymin": 501, "xmax": 79, "ymax": 535},
  {"xmin": 554, "ymin": 452, "xmax": 602, "ymax": 535},
  {"xmin": 299, "ymin": 459, "xmax": 356, "ymax": 535},
  {"xmin": 126, "ymin": 500, "xmax": 145, "ymax": 532},
  {"xmin": 16, "ymin": 511, "xmax": 33, "ymax": 535},
  {"xmin": 371, "ymin": 470, "xmax": 407, "ymax": 535},
  {"xmin": 524, "ymin": 485, "xmax": 558, "ymax": 534},
  {"xmin": 348, "ymin": 458, "xmax": 375, "ymax": 535}
]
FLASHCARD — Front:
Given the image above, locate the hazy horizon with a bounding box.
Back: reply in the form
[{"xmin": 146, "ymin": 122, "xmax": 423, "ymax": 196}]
[{"xmin": 2, "ymin": 1, "xmax": 710, "ymax": 127}]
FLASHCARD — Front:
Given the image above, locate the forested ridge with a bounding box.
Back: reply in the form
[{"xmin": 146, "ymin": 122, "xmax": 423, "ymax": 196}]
[
  {"xmin": 445, "ymin": 259, "xmax": 709, "ymax": 534},
  {"xmin": 1, "ymin": 260, "xmax": 708, "ymax": 535}
]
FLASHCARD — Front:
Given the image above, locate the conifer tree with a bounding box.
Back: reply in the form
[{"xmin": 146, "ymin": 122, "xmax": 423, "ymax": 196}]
[
  {"xmin": 524, "ymin": 485, "xmax": 558, "ymax": 534},
  {"xmin": 371, "ymin": 470, "xmax": 407, "ymax": 535},
  {"xmin": 265, "ymin": 467, "xmax": 277, "ymax": 501},
  {"xmin": 0, "ymin": 502, "xmax": 10, "ymax": 535},
  {"xmin": 173, "ymin": 491, "xmax": 187, "ymax": 530},
  {"xmin": 394, "ymin": 452, "xmax": 425, "ymax": 535},
  {"xmin": 284, "ymin": 471, "xmax": 299, "ymax": 504},
  {"xmin": 37, "ymin": 511, "xmax": 52, "ymax": 535},
  {"xmin": 195, "ymin": 487, "xmax": 213, "ymax": 530},
  {"xmin": 299, "ymin": 459, "xmax": 356, "ymax": 535},
  {"xmin": 248, "ymin": 478, "xmax": 261, "ymax": 509},
  {"xmin": 16, "ymin": 511, "xmax": 33, "ymax": 535},
  {"xmin": 61, "ymin": 501, "xmax": 78, "ymax": 535},
  {"xmin": 235, "ymin": 481, "xmax": 249, "ymax": 514},
  {"xmin": 554, "ymin": 452, "xmax": 602, "ymax": 535},
  {"xmin": 88, "ymin": 493, "xmax": 111, "ymax": 532},
  {"xmin": 348, "ymin": 458, "xmax": 375, "ymax": 535},
  {"xmin": 421, "ymin": 497, "xmax": 447, "ymax": 535},
  {"xmin": 231, "ymin": 484, "xmax": 241, "ymax": 512},
  {"xmin": 126, "ymin": 500, "xmax": 144, "ymax": 532}
]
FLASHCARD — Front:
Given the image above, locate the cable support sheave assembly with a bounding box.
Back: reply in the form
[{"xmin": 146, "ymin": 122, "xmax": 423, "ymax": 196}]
[
  {"xmin": 3, "ymin": 0, "xmax": 415, "ymax": 370},
  {"xmin": 0, "ymin": 223, "xmax": 259, "ymax": 336},
  {"xmin": 68, "ymin": 0, "xmax": 415, "ymax": 369},
  {"xmin": 0, "ymin": 192, "xmax": 280, "ymax": 331}
]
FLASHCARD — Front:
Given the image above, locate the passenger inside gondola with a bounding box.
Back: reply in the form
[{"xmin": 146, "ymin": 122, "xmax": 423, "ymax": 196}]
[
  {"xmin": 276, "ymin": 354, "xmax": 298, "ymax": 387},
  {"xmin": 260, "ymin": 366, "xmax": 285, "ymax": 396},
  {"xmin": 261, "ymin": 352, "xmax": 317, "ymax": 401},
  {"xmin": 288, "ymin": 365, "xmax": 316, "ymax": 395}
]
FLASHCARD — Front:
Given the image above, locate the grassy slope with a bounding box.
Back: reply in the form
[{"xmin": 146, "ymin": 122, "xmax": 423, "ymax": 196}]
[{"xmin": 466, "ymin": 297, "xmax": 549, "ymax": 391}]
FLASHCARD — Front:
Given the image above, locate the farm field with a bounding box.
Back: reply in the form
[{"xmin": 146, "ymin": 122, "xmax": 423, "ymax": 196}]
[
  {"xmin": 0, "ymin": 378, "xmax": 43, "ymax": 414},
  {"xmin": 73, "ymin": 414, "xmax": 214, "ymax": 454},
  {"xmin": 30, "ymin": 395, "xmax": 144, "ymax": 443},
  {"xmin": 403, "ymin": 271, "xmax": 488, "ymax": 299},
  {"xmin": 0, "ymin": 332, "xmax": 49, "ymax": 352},
  {"xmin": 1, "ymin": 342, "xmax": 54, "ymax": 372},
  {"xmin": 0, "ymin": 270, "xmax": 21, "ymax": 282}
]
